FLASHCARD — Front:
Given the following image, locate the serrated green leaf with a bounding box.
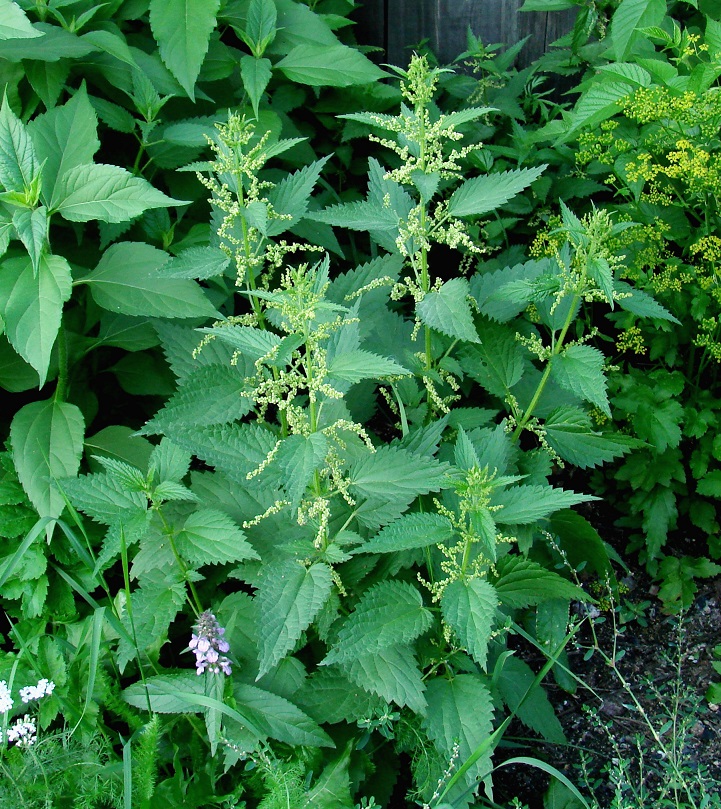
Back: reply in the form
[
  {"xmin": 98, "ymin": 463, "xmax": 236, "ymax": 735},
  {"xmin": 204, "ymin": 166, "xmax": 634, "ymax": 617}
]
[
  {"xmin": 297, "ymin": 669, "xmax": 386, "ymax": 724},
  {"xmin": 80, "ymin": 29, "xmax": 137, "ymax": 67},
  {"xmin": 0, "ymin": 94, "xmax": 39, "ymax": 192},
  {"xmin": 83, "ymin": 242, "xmax": 217, "ymax": 319},
  {"xmin": 459, "ymin": 319, "xmax": 525, "ymax": 398},
  {"xmin": 322, "ymin": 580, "xmax": 432, "ymax": 665},
  {"xmin": 123, "ymin": 671, "xmax": 204, "ymax": 713},
  {"xmin": 609, "ymin": 0, "xmax": 666, "ymax": 60},
  {"xmin": 276, "ymin": 43, "xmax": 387, "ymax": 87},
  {"xmin": 549, "ymin": 509, "xmax": 616, "ymax": 585},
  {"xmin": 423, "ymin": 674, "xmax": 495, "ymax": 786},
  {"xmin": 149, "ymin": 0, "xmax": 220, "ymax": 99},
  {"xmin": 52, "ymin": 163, "xmax": 186, "ymax": 223},
  {"xmin": 342, "ymin": 643, "xmax": 426, "ymax": 714},
  {"xmin": 0, "ymin": 0, "xmax": 42, "ymax": 39},
  {"xmin": 417, "ymin": 278, "xmax": 480, "ymax": 343},
  {"xmin": 267, "ymin": 156, "xmax": 331, "ymax": 236},
  {"xmin": 11, "ymin": 206, "xmax": 47, "ymax": 275},
  {"xmin": 564, "ymin": 83, "xmax": 631, "ymax": 138},
  {"xmin": 256, "ymin": 560, "xmax": 333, "ymax": 678},
  {"xmin": 0, "ymin": 22, "xmax": 97, "ymax": 62},
  {"xmin": 90, "ymin": 96, "xmax": 137, "ymax": 134},
  {"xmin": 441, "ymin": 579, "xmax": 498, "ymax": 670},
  {"xmin": 10, "ymin": 398, "xmax": 84, "ymax": 520},
  {"xmin": 28, "ymin": 84, "xmax": 100, "ymax": 206},
  {"xmin": 274, "ymin": 433, "xmax": 328, "ymax": 509},
  {"xmin": 497, "ymin": 655, "xmax": 565, "ymax": 743},
  {"xmin": 552, "ymin": 344, "xmax": 610, "ymax": 416},
  {"xmin": 309, "ymin": 199, "xmax": 399, "ymax": 231},
  {"xmin": 141, "ymin": 364, "xmax": 252, "ymax": 436},
  {"xmin": 0, "ymin": 254, "xmax": 72, "ymax": 385},
  {"xmin": 199, "ymin": 323, "xmax": 282, "ymax": 362},
  {"xmin": 240, "ymin": 55, "xmax": 272, "ymax": 118},
  {"xmin": 493, "ymin": 556, "xmax": 586, "ymax": 609},
  {"xmin": 360, "ymin": 512, "xmax": 455, "ymax": 554},
  {"xmin": 158, "ymin": 246, "xmax": 229, "ymax": 280},
  {"xmin": 176, "ymin": 508, "xmax": 258, "ymax": 567},
  {"xmin": 614, "ymin": 280, "xmax": 679, "ymax": 323},
  {"xmin": 544, "ymin": 406, "xmax": 636, "ymax": 469},
  {"xmin": 61, "ymin": 471, "xmax": 147, "ymax": 526},
  {"xmin": 244, "ymin": 0, "xmax": 277, "ymax": 50},
  {"xmin": 327, "ymin": 349, "xmax": 410, "ymax": 384},
  {"xmin": 448, "ymin": 165, "xmax": 546, "ymax": 218}
]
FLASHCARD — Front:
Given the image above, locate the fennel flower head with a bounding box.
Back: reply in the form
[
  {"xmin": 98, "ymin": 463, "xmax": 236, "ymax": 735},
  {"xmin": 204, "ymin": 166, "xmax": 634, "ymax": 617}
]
[{"xmin": 189, "ymin": 611, "xmax": 232, "ymax": 676}]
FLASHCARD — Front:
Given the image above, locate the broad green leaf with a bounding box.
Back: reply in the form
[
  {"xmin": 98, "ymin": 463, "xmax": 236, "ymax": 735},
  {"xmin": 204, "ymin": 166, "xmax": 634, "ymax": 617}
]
[
  {"xmin": 459, "ymin": 319, "xmax": 525, "ymax": 398},
  {"xmin": 493, "ymin": 556, "xmax": 586, "ymax": 609},
  {"xmin": 61, "ymin": 471, "xmax": 147, "ymax": 526},
  {"xmin": 343, "ymin": 643, "xmax": 426, "ymax": 714},
  {"xmin": 441, "ymin": 579, "xmax": 498, "ymax": 670},
  {"xmin": 28, "ymin": 84, "xmax": 100, "ymax": 205},
  {"xmin": 0, "ymin": 254, "xmax": 71, "ymax": 385},
  {"xmin": 551, "ymin": 344, "xmax": 610, "ymax": 416},
  {"xmin": 11, "ymin": 206, "xmax": 47, "ymax": 274},
  {"xmin": 423, "ymin": 674, "xmax": 495, "ymax": 786},
  {"xmin": 256, "ymin": 560, "xmax": 333, "ymax": 678},
  {"xmin": 80, "ymin": 29, "xmax": 138, "ymax": 68},
  {"xmin": 448, "ymin": 165, "xmax": 546, "ymax": 218},
  {"xmin": 0, "ymin": 22, "xmax": 97, "ymax": 62},
  {"xmin": 492, "ymin": 484, "xmax": 595, "ymax": 525},
  {"xmin": 614, "ymin": 280, "xmax": 679, "ymax": 323},
  {"xmin": 276, "ymin": 43, "xmax": 387, "ymax": 87},
  {"xmin": 233, "ymin": 682, "xmax": 334, "ymax": 747},
  {"xmin": 564, "ymin": 82, "xmax": 631, "ymax": 138},
  {"xmin": 149, "ymin": 0, "xmax": 220, "ymax": 99},
  {"xmin": 327, "ymin": 349, "xmax": 410, "ymax": 384},
  {"xmin": 52, "ymin": 163, "xmax": 186, "ymax": 223},
  {"xmin": 417, "ymin": 278, "xmax": 480, "ymax": 343},
  {"xmin": 10, "ymin": 398, "xmax": 84, "ymax": 519},
  {"xmin": 244, "ymin": 0, "xmax": 277, "ymax": 52},
  {"xmin": 123, "ymin": 671, "xmax": 204, "ymax": 713},
  {"xmin": 322, "ymin": 580, "xmax": 432, "ymax": 665},
  {"xmin": 158, "ymin": 246, "xmax": 229, "ymax": 280},
  {"xmin": 297, "ymin": 669, "xmax": 386, "ymax": 724},
  {"xmin": 608, "ymin": 0, "xmax": 666, "ymax": 60},
  {"xmin": 497, "ymin": 655, "xmax": 565, "ymax": 743},
  {"xmin": 85, "ymin": 425, "xmax": 154, "ymax": 473},
  {"xmin": 309, "ymin": 200, "xmax": 400, "ymax": 231},
  {"xmin": 83, "ymin": 242, "xmax": 217, "ymax": 319},
  {"xmin": 240, "ymin": 55, "xmax": 272, "ymax": 118},
  {"xmin": 266, "ymin": 156, "xmax": 331, "ymax": 236},
  {"xmin": 0, "ymin": 0, "xmax": 42, "ymax": 39},
  {"xmin": 141, "ymin": 364, "xmax": 252, "ymax": 436},
  {"xmin": 199, "ymin": 323, "xmax": 282, "ymax": 362},
  {"xmin": 274, "ymin": 433, "xmax": 328, "ymax": 509},
  {"xmin": 596, "ymin": 62, "xmax": 652, "ymax": 87},
  {"xmin": 0, "ymin": 94, "xmax": 39, "ymax": 192},
  {"xmin": 544, "ymin": 406, "xmax": 636, "ymax": 469},
  {"xmin": 360, "ymin": 512, "xmax": 455, "ymax": 554},
  {"xmin": 90, "ymin": 96, "xmax": 137, "ymax": 134},
  {"xmin": 303, "ymin": 745, "xmax": 354, "ymax": 809},
  {"xmin": 349, "ymin": 446, "xmax": 449, "ymax": 503},
  {"xmin": 176, "ymin": 508, "xmax": 259, "ymax": 567}
]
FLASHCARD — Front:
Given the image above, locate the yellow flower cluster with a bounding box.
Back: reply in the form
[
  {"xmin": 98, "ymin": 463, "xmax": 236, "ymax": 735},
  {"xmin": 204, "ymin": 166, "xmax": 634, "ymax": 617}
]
[
  {"xmin": 665, "ymin": 139, "xmax": 721, "ymax": 196},
  {"xmin": 616, "ymin": 325, "xmax": 646, "ymax": 355},
  {"xmin": 622, "ymin": 87, "xmax": 697, "ymax": 125}
]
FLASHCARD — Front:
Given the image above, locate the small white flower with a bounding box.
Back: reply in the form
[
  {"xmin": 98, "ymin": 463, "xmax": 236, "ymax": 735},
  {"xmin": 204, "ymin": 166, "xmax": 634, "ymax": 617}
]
[
  {"xmin": 19, "ymin": 679, "xmax": 55, "ymax": 704},
  {"xmin": 6, "ymin": 717, "xmax": 36, "ymax": 748},
  {"xmin": 0, "ymin": 681, "xmax": 13, "ymax": 714}
]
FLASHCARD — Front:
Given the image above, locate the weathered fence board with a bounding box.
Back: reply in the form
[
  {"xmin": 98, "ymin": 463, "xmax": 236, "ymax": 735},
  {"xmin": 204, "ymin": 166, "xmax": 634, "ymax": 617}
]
[{"xmin": 354, "ymin": 0, "xmax": 576, "ymax": 69}]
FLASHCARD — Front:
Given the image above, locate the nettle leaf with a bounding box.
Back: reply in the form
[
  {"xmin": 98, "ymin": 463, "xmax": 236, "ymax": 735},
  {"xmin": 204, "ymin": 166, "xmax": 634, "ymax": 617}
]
[
  {"xmin": 28, "ymin": 84, "xmax": 100, "ymax": 206},
  {"xmin": 0, "ymin": 254, "xmax": 72, "ymax": 385},
  {"xmin": 83, "ymin": 242, "xmax": 217, "ymax": 319},
  {"xmin": 497, "ymin": 655, "xmax": 565, "ymax": 743},
  {"xmin": 448, "ymin": 165, "xmax": 546, "ymax": 218},
  {"xmin": 493, "ymin": 484, "xmax": 596, "ymax": 525},
  {"xmin": 233, "ymin": 682, "xmax": 334, "ymax": 747},
  {"xmin": 0, "ymin": 95, "xmax": 39, "ymax": 192},
  {"xmin": 0, "ymin": 0, "xmax": 42, "ymax": 39},
  {"xmin": 327, "ymin": 349, "xmax": 410, "ymax": 385},
  {"xmin": 141, "ymin": 364, "xmax": 252, "ymax": 436},
  {"xmin": 61, "ymin": 471, "xmax": 147, "ymax": 526},
  {"xmin": 240, "ymin": 55, "xmax": 272, "ymax": 118},
  {"xmin": 256, "ymin": 560, "xmax": 333, "ymax": 678},
  {"xmin": 349, "ymin": 446, "xmax": 449, "ymax": 505},
  {"xmin": 298, "ymin": 669, "xmax": 386, "ymax": 725},
  {"xmin": 441, "ymin": 578, "xmax": 498, "ymax": 671},
  {"xmin": 274, "ymin": 433, "xmax": 328, "ymax": 509},
  {"xmin": 417, "ymin": 278, "xmax": 480, "ymax": 343},
  {"xmin": 52, "ymin": 164, "xmax": 186, "ymax": 223},
  {"xmin": 342, "ymin": 644, "xmax": 427, "ymax": 714},
  {"xmin": 176, "ymin": 508, "xmax": 259, "ymax": 567},
  {"xmin": 544, "ymin": 406, "xmax": 636, "ymax": 469},
  {"xmin": 304, "ymin": 745, "xmax": 354, "ymax": 809},
  {"xmin": 158, "ymin": 246, "xmax": 230, "ymax": 280},
  {"xmin": 551, "ymin": 344, "xmax": 610, "ymax": 417},
  {"xmin": 322, "ymin": 580, "xmax": 432, "ymax": 665},
  {"xmin": 10, "ymin": 399, "xmax": 84, "ymax": 520},
  {"xmin": 359, "ymin": 512, "xmax": 455, "ymax": 554},
  {"xmin": 459, "ymin": 319, "xmax": 525, "ymax": 399},
  {"xmin": 309, "ymin": 200, "xmax": 399, "ymax": 232},
  {"xmin": 267, "ymin": 156, "xmax": 331, "ymax": 236},
  {"xmin": 149, "ymin": 0, "xmax": 220, "ymax": 99},
  {"xmin": 200, "ymin": 324, "xmax": 282, "ymax": 363},
  {"xmin": 614, "ymin": 280, "xmax": 679, "ymax": 323},
  {"xmin": 11, "ymin": 207, "xmax": 47, "ymax": 274},
  {"xmin": 493, "ymin": 556, "xmax": 586, "ymax": 609},
  {"xmin": 276, "ymin": 43, "xmax": 387, "ymax": 87},
  {"xmin": 423, "ymin": 674, "xmax": 495, "ymax": 786}
]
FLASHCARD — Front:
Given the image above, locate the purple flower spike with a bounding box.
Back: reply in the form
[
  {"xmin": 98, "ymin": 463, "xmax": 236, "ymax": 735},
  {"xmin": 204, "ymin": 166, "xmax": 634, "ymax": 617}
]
[{"xmin": 190, "ymin": 611, "xmax": 233, "ymax": 676}]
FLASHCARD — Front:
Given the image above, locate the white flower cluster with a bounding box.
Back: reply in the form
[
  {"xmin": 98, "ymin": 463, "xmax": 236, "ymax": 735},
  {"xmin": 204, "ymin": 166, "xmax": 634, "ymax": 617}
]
[{"xmin": 0, "ymin": 677, "xmax": 55, "ymax": 748}]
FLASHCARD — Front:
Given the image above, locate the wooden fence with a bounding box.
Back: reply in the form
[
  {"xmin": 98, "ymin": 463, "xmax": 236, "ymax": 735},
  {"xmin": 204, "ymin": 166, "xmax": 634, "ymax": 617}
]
[{"xmin": 353, "ymin": 0, "xmax": 576, "ymax": 69}]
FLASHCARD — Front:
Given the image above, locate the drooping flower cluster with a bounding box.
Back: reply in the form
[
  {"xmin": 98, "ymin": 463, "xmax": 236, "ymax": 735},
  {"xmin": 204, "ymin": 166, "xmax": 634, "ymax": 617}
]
[{"xmin": 189, "ymin": 611, "xmax": 232, "ymax": 675}]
